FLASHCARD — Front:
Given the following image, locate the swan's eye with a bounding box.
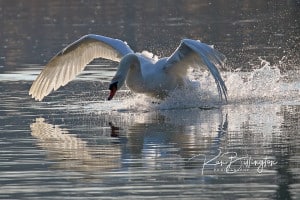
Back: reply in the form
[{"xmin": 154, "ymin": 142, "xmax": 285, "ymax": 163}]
[{"xmin": 109, "ymin": 82, "xmax": 118, "ymax": 90}]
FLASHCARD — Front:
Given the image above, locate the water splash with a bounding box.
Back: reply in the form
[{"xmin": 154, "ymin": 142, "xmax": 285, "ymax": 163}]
[
  {"xmin": 226, "ymin": 58, "xmax": 299, "ymax": 104},
  {"xmin": 85, "ymin": 58, "xmax": 299, "ymax": 113},
  {"xmin": 109, "ymin": 79, "xmax": 223, "ymax": 112}
]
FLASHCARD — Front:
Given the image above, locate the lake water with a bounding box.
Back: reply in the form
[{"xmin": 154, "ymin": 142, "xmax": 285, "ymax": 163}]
[{"xmin": 0, "ymin": 1, "xmax": 300, "ymax": 199}]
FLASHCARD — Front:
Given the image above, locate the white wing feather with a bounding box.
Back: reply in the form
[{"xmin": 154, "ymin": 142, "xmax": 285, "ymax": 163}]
[
  {"xmin": 166, "ymin": 39, "xmax": 227, "ymax": 101},
  {"xmin": 29, "ymin": 34, "xmax": 133, "ymax": 101}
]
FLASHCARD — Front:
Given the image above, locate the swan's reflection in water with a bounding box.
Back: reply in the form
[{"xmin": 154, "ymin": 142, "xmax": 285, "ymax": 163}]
[
  {"xmin": 30, "ymin": 108, "xmax": 228, "ymax": 176},
  {"xmin": 30, "ymin": 118, "xmax": 121, "ymax": 172},
  {"xmin": 29, "ymin": 103, "xmax": 281, "ymax": 178}
]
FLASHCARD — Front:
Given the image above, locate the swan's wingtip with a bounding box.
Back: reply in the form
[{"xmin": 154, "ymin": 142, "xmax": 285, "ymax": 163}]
[
  {"xmin": 29, "ymin": 91, "xmax": 44, "ymax": 101},
  {"xmin": 32, "ymin": 96, "xmax": 42, "ymax": 102}
]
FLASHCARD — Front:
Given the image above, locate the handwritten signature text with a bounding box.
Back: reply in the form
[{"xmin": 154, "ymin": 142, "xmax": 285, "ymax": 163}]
[{"xmin": 188, "ymin": 149, "xmax": 277, "ymax": 175}]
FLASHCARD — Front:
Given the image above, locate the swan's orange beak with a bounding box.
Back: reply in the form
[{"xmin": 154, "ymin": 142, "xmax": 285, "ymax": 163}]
[{"xmin": 107, "ymin": 82, "xmax": 118, "ymax": 100}]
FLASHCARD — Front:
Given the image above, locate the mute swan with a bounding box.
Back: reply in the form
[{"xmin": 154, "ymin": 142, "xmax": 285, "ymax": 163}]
[{"xmin": 29, "ymin": 34, "xmax": 227, "ymax": 102}]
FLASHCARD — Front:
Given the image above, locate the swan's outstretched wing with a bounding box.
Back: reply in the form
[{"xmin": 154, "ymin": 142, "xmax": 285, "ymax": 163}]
[
  {"xmin": 165, "ymin": 39, "xmax": 227, "ymax": 102},
  {"xmin": 29, "ymin": 34, "xmax": 134, "ymax": 101}
]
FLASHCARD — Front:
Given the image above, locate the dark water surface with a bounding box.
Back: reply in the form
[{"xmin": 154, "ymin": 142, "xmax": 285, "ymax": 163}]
[{"xmin": 1, "ymin": 1, "xmax": 300, "ymax": 199}]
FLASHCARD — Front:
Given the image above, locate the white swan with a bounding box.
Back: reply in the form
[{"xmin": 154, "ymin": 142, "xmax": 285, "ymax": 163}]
[{"xmin": 29, "ymin": 34, "xmax": 227, "ymax": 102}]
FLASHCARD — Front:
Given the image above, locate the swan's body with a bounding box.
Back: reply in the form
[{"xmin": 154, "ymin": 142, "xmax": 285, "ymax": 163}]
[{"xmin": 29, "ymin": 34, "xmax": 227, "ymax": 102}]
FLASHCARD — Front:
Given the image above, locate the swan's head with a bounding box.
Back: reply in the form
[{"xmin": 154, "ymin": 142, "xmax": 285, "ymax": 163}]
[
  {"xmin": 107, "ymin": 66, "xmax": 127, "ymax": 101},
  {"xmin": 107, "ymin": 71, "xmax": 127, "ymax": 100},
  {"xmin": 108, "ymin": 81, "xmax": 119, "ymax": 100}
]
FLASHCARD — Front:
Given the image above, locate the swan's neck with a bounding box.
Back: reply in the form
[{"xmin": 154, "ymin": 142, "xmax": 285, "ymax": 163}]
[{"xmin": 111, "ymin": 54, "xmax": 143, "ymax": 90}]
